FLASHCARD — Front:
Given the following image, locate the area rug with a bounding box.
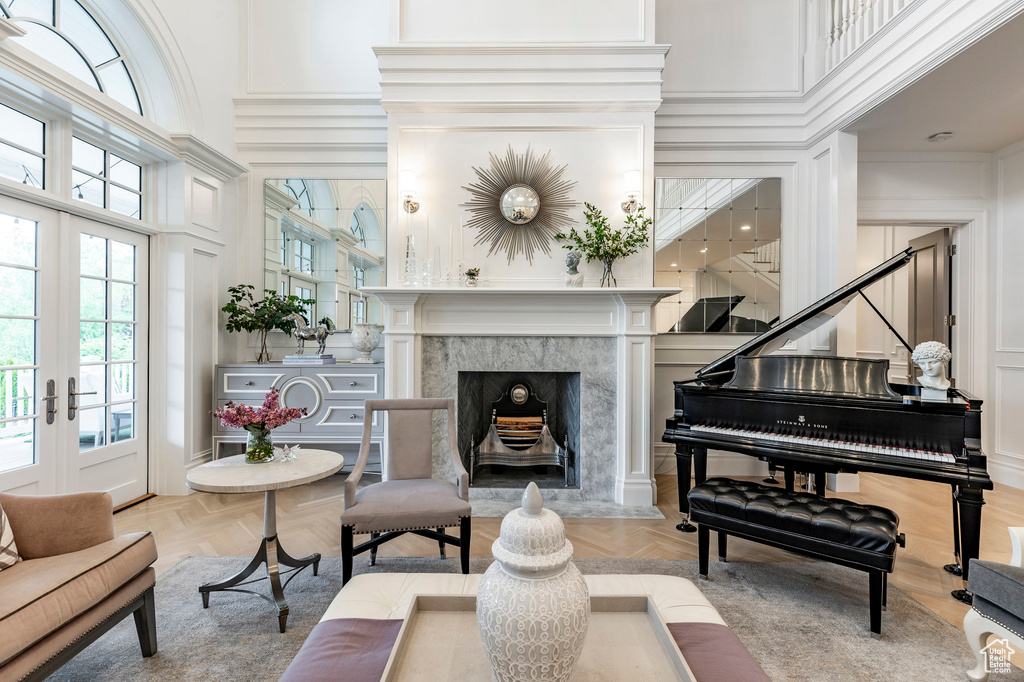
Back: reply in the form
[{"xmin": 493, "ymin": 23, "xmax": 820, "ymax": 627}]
[
  {"xmin": 47, "ymin": 557, "xmax": 1018, "ymax": 682},
  {"xmin": 470, "ymin": 498, "xmax": 666, "ymax": 519}
]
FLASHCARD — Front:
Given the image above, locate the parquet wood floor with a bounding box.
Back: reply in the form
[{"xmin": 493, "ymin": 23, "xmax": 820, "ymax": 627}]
[{"xmin": 112, "ymin": 472, "xmax": 1024, "ymax": 631}]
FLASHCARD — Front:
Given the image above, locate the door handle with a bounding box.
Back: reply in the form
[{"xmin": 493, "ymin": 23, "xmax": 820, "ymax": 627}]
[
  {"xmin": 44, "ymin": 379, "xmax": 58, "ymax": 425},
  {"xmin": 67, "ymin": 377, "xmax": 97, "ymax": 421}
]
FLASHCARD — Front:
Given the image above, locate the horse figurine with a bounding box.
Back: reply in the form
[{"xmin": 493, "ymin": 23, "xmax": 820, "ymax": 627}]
[{"xmin": 283, "ymin": 313, "xmax": 336, "ymax": 355}]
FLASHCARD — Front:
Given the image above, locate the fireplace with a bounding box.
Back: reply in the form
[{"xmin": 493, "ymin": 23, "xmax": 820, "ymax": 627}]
[{"xmin": 458, "ymin": 372, "xmax": 581, "ymax": 489}]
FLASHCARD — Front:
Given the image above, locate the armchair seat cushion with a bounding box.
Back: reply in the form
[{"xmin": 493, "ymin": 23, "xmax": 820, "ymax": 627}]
[
  {"xmin": 0, "ymin": 531, "xmax": 156, "ymax": 667},
  {"xmin": 969, "ymin": 559, "xmax": 1024, "ymax": 639},
  {"xmin": 341, "ymin": 480, "xmax": 471, "ymax": 534}
]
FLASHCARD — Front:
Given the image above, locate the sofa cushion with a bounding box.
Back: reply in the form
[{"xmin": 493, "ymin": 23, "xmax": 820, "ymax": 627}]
[
  {"xmin": 278, "ymin": 618, "xmax": 403, "ymax": 682},
  {"xmin": 0, "ymin": 531, "xmax": 156, "ymax": 667},
  {"xmin": 341, "ymin": 479, "xmax": 471, "ymax": 534},
  {"xmin": 0, "ymin": 501, "xmax": 20, "ymax": 570}
]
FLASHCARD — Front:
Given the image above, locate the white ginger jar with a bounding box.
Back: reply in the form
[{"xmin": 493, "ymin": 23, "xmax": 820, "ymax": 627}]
[{"xmin": 477, "ymin": 482, "xmax": 590, "ymax": 682}]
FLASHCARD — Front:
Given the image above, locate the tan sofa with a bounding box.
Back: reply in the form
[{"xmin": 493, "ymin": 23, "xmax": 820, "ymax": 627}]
[{"xmin": 0, "ymin": 492, "xmax": 158, "ymax": 682}]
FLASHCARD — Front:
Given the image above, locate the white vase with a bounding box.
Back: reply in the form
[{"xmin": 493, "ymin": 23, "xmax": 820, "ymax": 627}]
[
  {"xmin": 350, "ymin": 323, "xmax": 381, "ymax": 364},
  {"xmin": 477, "ymin": 483, "xmax": 590, "ymax": 682}
]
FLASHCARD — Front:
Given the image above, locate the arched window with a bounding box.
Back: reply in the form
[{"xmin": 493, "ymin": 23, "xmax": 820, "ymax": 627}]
[
  {"xmin": 0, "ymin": 0, "xmax": 143, "ymax": 115},
  {"xmin": 350, "ymin": 210, "xmax": 365, "ymax": 245},
  {"xmin": 282, "ymin": 179, "xmax": 313, "ymax": 217}
]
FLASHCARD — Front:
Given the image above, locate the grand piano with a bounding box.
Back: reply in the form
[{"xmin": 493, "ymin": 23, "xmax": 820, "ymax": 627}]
[{"xmin": 662, "ymin": 247, "xmax": 992, "ymax": 602}]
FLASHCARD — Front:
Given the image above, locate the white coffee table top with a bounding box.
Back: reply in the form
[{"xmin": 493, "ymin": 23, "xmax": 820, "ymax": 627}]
[{"xmin": 186, "ymin": 448, "xmax": 345, "ymax": 494}]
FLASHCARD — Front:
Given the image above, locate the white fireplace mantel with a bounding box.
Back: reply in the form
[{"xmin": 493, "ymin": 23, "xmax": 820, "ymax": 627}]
[{"xmin": 362, "ymin": 286, "xmax": 678, "ymax": 506}]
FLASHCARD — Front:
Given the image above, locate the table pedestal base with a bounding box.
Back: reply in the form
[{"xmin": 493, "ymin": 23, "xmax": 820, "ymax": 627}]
[{"xmin": 198, "ymin": 490, "xmax": 320, "ymax": 632}]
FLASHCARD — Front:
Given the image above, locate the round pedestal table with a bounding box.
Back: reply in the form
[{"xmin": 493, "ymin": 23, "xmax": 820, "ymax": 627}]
[{"xmin": 185, "ymin": 449, "xmax": 344, "ymax": 632}]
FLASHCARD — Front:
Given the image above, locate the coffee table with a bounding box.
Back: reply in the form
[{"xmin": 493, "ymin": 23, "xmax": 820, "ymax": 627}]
[{"xmin": 185, "ymin": 448, "xmax": 344, "ymax": 632}]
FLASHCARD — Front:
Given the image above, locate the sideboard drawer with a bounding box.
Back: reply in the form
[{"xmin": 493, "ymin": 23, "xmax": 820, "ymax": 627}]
[
  {"xmin": 220, "ymin": 370, "xmax": 285, "ymax": 395},
  {"xmin": 302, "ymin": 402, "xmax": 384, "ymax": 436},
  {"xmin": 307, "ymin": 368, "xmax": 384, "ymax": 399}
]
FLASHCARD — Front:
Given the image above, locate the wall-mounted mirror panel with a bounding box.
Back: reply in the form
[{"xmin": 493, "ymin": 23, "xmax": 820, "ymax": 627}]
[
  {"xmin": 264, "ymin": 179, "xmax": 386, "ymax": 331},
  {"xmin": 654, "ymin": 178, "xmax": 781, "ymax": 333}
]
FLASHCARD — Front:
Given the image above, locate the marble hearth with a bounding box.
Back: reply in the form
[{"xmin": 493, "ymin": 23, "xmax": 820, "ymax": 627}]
[{"xmin": 363, "ymin": 288, "xmax": 678, "ymax": 506}]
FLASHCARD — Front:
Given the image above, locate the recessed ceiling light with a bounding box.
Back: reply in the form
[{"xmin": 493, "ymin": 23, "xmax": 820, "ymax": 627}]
[
  {"xmin": 700, "ymin": 248, "xmax": 707, "ymax": 253},
  {"xmin": 740, "ymin": 225, "xmax": 751, "ymax": 230},
  {"xmin": 670, "ymin": 263, "xmax": 677, "ymax": 267},
  {"xmin": 928, "ymin": 131, "xmax": 954, "ymax": 142}
]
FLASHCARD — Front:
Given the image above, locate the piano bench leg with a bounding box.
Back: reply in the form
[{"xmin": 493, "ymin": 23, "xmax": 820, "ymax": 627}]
[
  {"xmin": 870, "ymin": 570, "xmax": 884, "ymax": 638},
  {"xmin": 697, "ymin": 525, "xmax": 710, "ymax": 579},
  {"xmin": 882, "ymin": 573, "xmax": 888, "ymax": 611},
  {"xmin": 718, "ymin": 531, "xmax": 728, "ymax": 563}
]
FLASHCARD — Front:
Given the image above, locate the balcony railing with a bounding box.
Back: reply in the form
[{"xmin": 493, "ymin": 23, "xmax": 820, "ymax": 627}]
[{"xmin": 824, "ymin": 0, "xmax": 913, "ymax": 72}]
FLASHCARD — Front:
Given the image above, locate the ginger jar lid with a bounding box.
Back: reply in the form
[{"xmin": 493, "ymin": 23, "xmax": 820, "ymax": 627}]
[{"xmin": 491, "ymin": 482, "xmax": 574, "ymax": 575}]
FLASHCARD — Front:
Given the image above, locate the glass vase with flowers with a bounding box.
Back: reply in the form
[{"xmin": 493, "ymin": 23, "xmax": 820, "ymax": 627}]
[{"xmin": 213, "ymin": 388, "xmax": 307, "ymax": 463}]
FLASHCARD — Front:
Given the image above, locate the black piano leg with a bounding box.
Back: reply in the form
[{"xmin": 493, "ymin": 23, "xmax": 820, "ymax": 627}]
[
  {"xmin": 674, "ymin": 448, "xmax": 697, "ymax": 533},
  {"xmin": 943, "ymin": 485, "xmax": 964, "ymax": 577},
  {"xmin": 763, "ymin": 461, "xmax": 779, "ymax": 485},
  {"xmin": 951, "ymin": 486, "xmax": 986, "ymax": 605},
  {"xmin": 814, "ymin": 471, "xmax": 826, "ymax": 497}
]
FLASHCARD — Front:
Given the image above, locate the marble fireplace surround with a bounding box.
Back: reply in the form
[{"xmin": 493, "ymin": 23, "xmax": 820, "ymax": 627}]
[{"xmin": 364, "ymin": 288, "xmax": 677, "ymax": 506}]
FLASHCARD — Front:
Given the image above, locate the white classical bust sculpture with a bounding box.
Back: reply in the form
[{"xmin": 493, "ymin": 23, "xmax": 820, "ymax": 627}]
[
  {"xmin": 911, "ymin": 341, "xmax": 952, "ymax": 391},
  {"xmin": 563, "ymin": 251, "xmax": 584, "ymax": 288}
]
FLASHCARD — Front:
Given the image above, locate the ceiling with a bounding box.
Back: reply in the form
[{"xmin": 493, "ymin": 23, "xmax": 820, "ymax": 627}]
[{"xmin": 849, "ymin": 12, "xmax": 1024, "ymax": 153}]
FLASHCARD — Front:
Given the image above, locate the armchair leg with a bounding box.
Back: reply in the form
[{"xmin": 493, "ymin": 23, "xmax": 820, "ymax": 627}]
[
  {"xmin": 460, "ymin": 517, "xmax": 471, "ymax": 574},
  {"xmin": 438, "ymin": 527, "xmax": 446, "ymax": 559},
  {"xmin": 370, "ymin": 532, "xmax": 380, "ymax": 566},
  {"xmin": 133, "ymin": 587, "xmax": 157, "ymax": 657},
  {"xmin": 341, "ymin": 526, "xmax": 354, "ymax": 586},
  {"xmin": 718, "ymin": 531, "xmax": 728, "ymax": 562},
  {"xmin": 964, "ymin": 608, "xmax": 994, "ymax": 682}
]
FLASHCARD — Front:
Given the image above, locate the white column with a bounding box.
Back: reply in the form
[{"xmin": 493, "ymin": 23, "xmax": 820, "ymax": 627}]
[
  {"xmin": 378, "ymin": 292, "xmax": 423, "ymax": 399},
  {"xmin": 614, "ymin": 293, "xmax": 659, "ymax": 506}
]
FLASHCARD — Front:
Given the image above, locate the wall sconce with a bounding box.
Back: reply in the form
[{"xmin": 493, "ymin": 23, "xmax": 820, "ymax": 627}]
[
  {"xmin": 621, "ymin": 170, "xmax": 641, "ymax": 214},
  {"xmin": 399, "ymin": 170, "xmax": 420, "ymax": 213}
]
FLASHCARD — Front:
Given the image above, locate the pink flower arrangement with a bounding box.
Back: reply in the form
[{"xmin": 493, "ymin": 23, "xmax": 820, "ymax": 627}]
[{"xmin": 213, "ymin": 387, "xmax": 306, "ymax": 434}]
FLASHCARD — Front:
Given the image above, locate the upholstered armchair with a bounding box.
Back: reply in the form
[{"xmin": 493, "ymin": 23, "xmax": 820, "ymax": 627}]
[
  {"xmin": 965, "ymin": 527, "xmax": 1024, "ymax": 681},
  {"xmin": 340, "ymin": 398, "xmax": 472, "ymax": 585},
  {"xmin": 0, "ymin": 492, "xmax": 157, "ymax": 681}
]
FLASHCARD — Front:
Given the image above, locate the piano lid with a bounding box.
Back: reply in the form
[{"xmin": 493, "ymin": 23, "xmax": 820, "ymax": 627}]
[
  {"xmin": 696, "ymin": 247, "xmax": 915, "ymax": 379},
  {"xmin": 721, "ymin": 355, "xmax": 901, "ymax": 399}
]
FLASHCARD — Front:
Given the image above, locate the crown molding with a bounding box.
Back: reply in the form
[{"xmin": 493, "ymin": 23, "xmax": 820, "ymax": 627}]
[
  {"xmin": 169, "ymin": 134, "xmax": 248, "ymax": 181},
  {"xmin": 373, "ymin": 44, "xmax": 671, "ymax": 57},
  {"xmin": 0, "ymin": 17, "xmax": 26, "ymax": 40}
]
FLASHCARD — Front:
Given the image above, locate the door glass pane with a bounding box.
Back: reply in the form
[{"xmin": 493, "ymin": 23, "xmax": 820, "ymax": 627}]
[
  {"xmin": 110, "ymin": 362, "xmax": 133, "ymax": 401},
  {"xmin": 109, "ymin": 402, "xmax": 133, "ymax": 444},
  {"xmin": 0, "ymin": 213, "xmax": 37, "ymax": 473},
  {"xmin": 80, "ymin": 321, "xmax": 105, "ymax": 361},
  {"xmin": 110, "ymin": 324, "xmax": 133, "ymax": 361},
  {"xmin": 110, "ymin": 241, "xmax": 134, "ymax": 281},
  {"xmin": 78, "ymin": 365, "xmax": 106, "ymax": 407},
  {"xmin": 0, "ymin": 319, "xmax": 34, "ymax": 365},
  {"xmin": 80, "ymin": 234, "xmax": 106, "ymax": 276},
  {"xmin": 110, "ymin": 282, "xmax": 133, "ymax": 320},
  {"xmin": 0, "ymin": 267, "xmax": 35, "ymax": 316},
  {"xmin": 79, "ymin": 406, "xmax": 105, "ymax": 451},
  {"xmin": 79, "ymin": 277, "xmax": 105, "ymax": 319}
]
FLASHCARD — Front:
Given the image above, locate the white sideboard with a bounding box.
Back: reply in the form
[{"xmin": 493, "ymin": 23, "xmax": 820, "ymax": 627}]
[{"xmin": 212, "ymin": 363, "xmax": 385, "ymax": 467}]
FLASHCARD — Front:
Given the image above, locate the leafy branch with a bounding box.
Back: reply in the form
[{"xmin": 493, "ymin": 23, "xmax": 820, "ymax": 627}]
[
  {"xmin": 221, "ymin": 284, "xmax": 313, "ymax": 336},
  {"xmin": 553, "ymin": 203, "xmax": 651, "ymax": 264}
]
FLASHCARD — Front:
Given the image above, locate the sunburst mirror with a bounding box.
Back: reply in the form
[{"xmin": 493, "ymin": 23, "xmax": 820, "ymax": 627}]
[{"xmin": 462, "ymin": 145, "xmax": 579, "ymax": 264}]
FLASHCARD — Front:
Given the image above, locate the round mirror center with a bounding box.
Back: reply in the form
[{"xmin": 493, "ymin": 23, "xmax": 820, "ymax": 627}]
[{"xmin": 500, "ymin": 185, "xmax": 540, "ymax": 225}]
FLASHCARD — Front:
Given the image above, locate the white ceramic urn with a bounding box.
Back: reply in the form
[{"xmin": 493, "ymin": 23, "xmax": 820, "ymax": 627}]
[
  {"xmin": 349, "ymin": 323, "xmax": 381, "ymax": 364},
  {"xmin": 477, "ymin": 482, "xmax": 590, "ymax": 682}
]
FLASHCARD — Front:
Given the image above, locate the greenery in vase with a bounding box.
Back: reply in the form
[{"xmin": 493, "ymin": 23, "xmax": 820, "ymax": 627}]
[
  {"xmin": 464, "ymin": 267, "xmax": 480, "ymax": 278},
  {"xmin": 554, "ymin": 203, "xmax": 651, "ymax": 287},
  {"xmin": 221, "ymin": 284, "xmax": 314, "ymax": 361}
]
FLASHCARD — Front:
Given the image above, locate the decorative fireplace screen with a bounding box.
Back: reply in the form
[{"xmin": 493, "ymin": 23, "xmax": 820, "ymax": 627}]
[{"xmin": 470, "ymin": 382, "xmax": 567, "ymax": 485}]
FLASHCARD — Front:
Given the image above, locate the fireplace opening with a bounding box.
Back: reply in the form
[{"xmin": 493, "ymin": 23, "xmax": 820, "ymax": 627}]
[{"xmin": 458, "ymin": 371, "xmax": 581, "ymax": 489}]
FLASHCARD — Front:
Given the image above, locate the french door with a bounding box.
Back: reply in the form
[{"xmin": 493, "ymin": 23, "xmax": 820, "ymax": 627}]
[{"xmin": 0, "ymin": 196, "xmax": 149, "ymax": 506}]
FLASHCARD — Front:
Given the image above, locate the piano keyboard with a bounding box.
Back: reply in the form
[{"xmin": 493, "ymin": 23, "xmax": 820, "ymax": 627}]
[{"xmin": 689, "ymin": 424, "xmax": 957, "ymax": 464}]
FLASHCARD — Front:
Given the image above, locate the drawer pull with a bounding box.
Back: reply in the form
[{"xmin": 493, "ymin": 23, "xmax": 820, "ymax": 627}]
[
  {"xmin": 349, "ymin": 413, "xmax": 359, "ymax": 420},
  {"xmin": 245, "ymin": 381, "xmax": 254, "ymax": 386},
  {"xmin": 350, "ymin": 381, "xmax": 358, "ymax": 387}
]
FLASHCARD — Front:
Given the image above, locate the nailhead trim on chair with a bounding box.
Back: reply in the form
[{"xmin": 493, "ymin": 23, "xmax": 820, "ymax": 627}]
[
  {"xmin": 973, "ymin": 608, "xmax": 1024, "ymax": 641},
  {"xmin": 341, "ymin": 515, "xmax": 471, "ymax": 534}
]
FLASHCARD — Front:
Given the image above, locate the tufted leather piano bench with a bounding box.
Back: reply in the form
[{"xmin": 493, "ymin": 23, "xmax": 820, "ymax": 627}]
[{"xmin": 687, "ymin": 477, "xmax": 905, "ymax": 636}]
